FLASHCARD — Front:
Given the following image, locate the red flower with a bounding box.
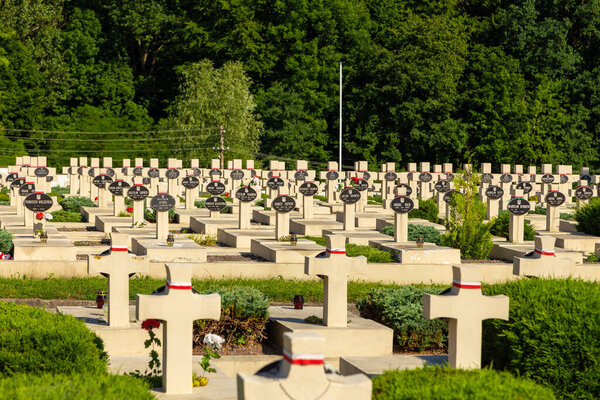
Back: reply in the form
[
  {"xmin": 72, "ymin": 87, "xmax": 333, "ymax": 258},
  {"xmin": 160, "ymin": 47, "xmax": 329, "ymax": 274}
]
[
  {"xmin": 126, "ymin": 206, "xmax": 134, "ymax": 213},
  {"xmin": 225, "ymin": 192, "xmax": 230, "ymax": 197},
  {"xmin": 142, "ymin": 319, "xmax": 160, "ymax": 331},
  {"xmin": 351, "ymin": 177, "xmax": 359, "ymax": 182},
  {"xmin": 35, "ymin": 212, "xmax": 44, "ymax": 220},
  {"xmin": 94, "ymin": 197, "xmax": 98, "ymax": 201}
]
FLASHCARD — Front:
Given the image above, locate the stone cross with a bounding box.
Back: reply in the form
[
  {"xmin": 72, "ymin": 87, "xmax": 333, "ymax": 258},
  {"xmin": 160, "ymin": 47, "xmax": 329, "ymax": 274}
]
[
  {"xmin": 88, "ymin": 233, "xmax": 149, "ymax": 327},
  {"xmin": 424, "ymin": 265, "xmax": 509, "ymax": 369},
  {"xmin": 78, "ymin": 157, "xmax": 90, "ymax": 198},
  {"xmin": 237, "ymin": 332, "xmax": 371, "ymax": 400},
  {"xmin": 392, "ymin": 187, "xmax": 411, "ymax": 242},
  {"xmin": 513, "ymin": 235, "xmax": 573, "ymax": 277},
  {"xmin": 508, "ymin": 189, "xmax": 528, "ymax": 243},
  {"xmin": 136, "ymin": 263, "xmax": 221, "ymax": 395},
  {"xmin": 319, "ymin": 161, "xmax": 339, "ymax": 203},
  {"xmin": 545, "ymin": 184, "xmax": 562, "ymax": 233},
  {"xmin": 304, "ymin": 235, "xmax": 366, "ymax": 327},
  {"xmin": 68, "ymin": 158, "xmax": 79, "ymax": 196}
]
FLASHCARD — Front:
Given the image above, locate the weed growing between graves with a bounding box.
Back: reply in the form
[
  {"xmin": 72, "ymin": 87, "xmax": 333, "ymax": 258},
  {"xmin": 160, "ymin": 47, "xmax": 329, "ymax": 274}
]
[
  {"xmin": 144, "ymin": 208, "xmax": 176, "ymax": 223},
  {"xmin": 483, "ymin": 279, "xmax": 600, "ymax": 399},
  {"xmin": 584, "ymin": 253, "xmax": 599, "ymax": 263},
  {"xmin": 187, "ymin": 234, "xmax": 218, "ymax": 247},
  {"xmin": 372, "ymin": 366, "xmax": 556, "ymax": 400},
  {"xmin": 58, "ymin": 196, "xmax": 95, "ymax": 213},
  {"xmin": 0, "ymin": 188, "xmax": 9, "ymax": 205},
  {"xmin": 380, "ymin": 224, "xmax": 442, "ymax": 245},
  {"xmin": 489, "ymin": 211, "xmax": 536, "ymax": 241},
  {"xmin": 0, "ymin": 230, "xmax": 12, "ymax": 253},
  {"xmin": 408, "ymin": 198, "xmax": 439, "ymax": 223},
  {"xmin": 574, "ymin": 198, "xmax": 600, "ymax": 236},
  {"xmin": 313, "ymin": 195, "xmax": 327, "ymax": 202},
  {"xmin": 356, "ymin": 286, "xmax": 447, "ymax": 352},
  {"xmin": 49, "ymin": 210, "xmax": 83, "ymax": 222}
]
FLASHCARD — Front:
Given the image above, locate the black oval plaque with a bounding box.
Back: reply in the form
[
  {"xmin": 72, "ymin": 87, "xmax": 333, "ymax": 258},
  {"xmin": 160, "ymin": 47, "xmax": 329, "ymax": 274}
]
[
  {"xmin": 133, "ymin": 167, "xmax": 143, "ymax": 176},
  {"xmin": 419, "ymin": 172, "xmax": 433, "ymax": 183},
  {"xmin": 205, "ymin": 196, "xmax": 227, "ymax": 212},
  {"xmin": 193, "ymin": 168, "xmax": 202, "ymax": 177},
  {"xmin": 19, "ymin": 183, "xmax": 36, "ymax": 197},
  {"xmin": 121, "ymin": 167, "xmax": 129, "ymax": 175},
  {"xmin": 443, "ymin": 190, "xmax": 458, "ymax": 205},
  {"xmin": 150, "ymin": 193, "xmax": 176, "ymax": 212},
  {"xmin": 92, "ymin": 174, "xmax": 113, "ymax": 188},
  {"xmin": 142, "ymin": 177, "xmax": 151, "ymax": 185},
  {"xmin": 88, "ymin": 168, "xmax": 96, "ymax": 177},
  {"xmin": 148, "ymin": 168, "xmax": 160, "ymax": 178},
  {"xmin": 541, "ymin": 174, "xmax": 555, "ymax": 184},
  {"xmin": 299, "ymin": 182, "xmax": 319, "ymax": 196},
  {"xmin": 396, "ymin": 183, "xmax": 413, "ymax": 196},
  {"xmin": 355, "ymin": 179, "xmax": 369, "ymax": 191},
  {"xmin": 236, "ymin": 186, "xmax": 257, "ymax": 203},
  {"xmin": 206, "ymin": 181, "xmax": 226, "ymax": 195},
  {"xmin": 500, "ymin": 174, "xmax": 513, "ymax": 183},
  {"xmin": 435, "ymin": 180, "xmax": 450, "ymax": 193},
  {"xmin": 108, "ymin": 180, "xmax": 130, "ymax": 196},
  {"xmin": 34, "ymin": 167, "xmax": 49, "ymax": 177},
  {"xmin": 326, "ymin": 171, "xmax": 339, "ymax": 180},
  {"xmin": 46, "ymin": 176, "xmax": 53, "ymax": 182},
  {"xmin": 106, "ymin": 168, "xmax": 115, "ymax": 177},
  {"xmin": 6, "ymin": 173, "xmax": 17, "ymax": 182},
  {"xmin": 209, "ymin": 169, "xmax": 222, "ymax": 177},
  {"xmin": 545, "ymin": 191, "xmax": 566, "ymax": 207},
  {"xmin": 362, "ymin": 171, "xmax": 371, "ymax": 180},
  {"xmin": 485, "ymin": 185, "xmax": 504, "ymax": 200},
  {"xmin": 340, "ymin": 187, "xmax": 361, "ymax": 204},
  {"xmin": 295, "ymin": 170, "xmax": 308, "ymax": 181},
  {"xmin": 127, "ymin": 185, "xmax": 149, "ymax": 201},
  {"xmin": 384, "ymin": 172, "xmax": 397, "ymax": 182},
  {"xmin": 580, "ymin": 175, "xmax": 592, "ymax": 182},
  {"xmin": 77, "ymin": 167, "xmax": 84, "ymax": 175},
  {"xmin": 230, "ymin": 169, "xmax": 244, "ymax": 180},
  {"xmin": 182, "ymin": 176, "xmax": 199, "ymax": 189},
  {"xmin": 507, "ymin": 198, "xmax": 531, "ymax": 215},
  {"xmin": 272, "ymin": 195, "xmax": 296, "ymax": 213},
  {"xmin": 516, "ymin": 181, "xmax": 533, "ymax": 194},
  {"xmin": 446, "ymin": 173, "xmax": 455, "ymax": 182},
  {"xmin": 560, "ymin": 174, "xmax": 569, "ymax": 184},
  {"xmin": 166, "ymin": 169, "xmax": 180, "ymax": 180},
  {"xmin": 575, "ymin": 186, "xmax": 593, "ymax": 200},
  {"xmin": 390, "ymin": 196, "xmax": 414, "ymax": 214},
  {"xmin": 24, "ymin": 193, "xmax": 53, "ymax": 212},
  {"xmin": 10, "ymin": 178, "xmax": 25, "ymax": 189},
  {"xmin": 267, "ymin": 177, "xmax": 285, "ymax": 190},
  {"xmin": 481, "ymin": 174, "xmax": 493, "ymax": 183}
]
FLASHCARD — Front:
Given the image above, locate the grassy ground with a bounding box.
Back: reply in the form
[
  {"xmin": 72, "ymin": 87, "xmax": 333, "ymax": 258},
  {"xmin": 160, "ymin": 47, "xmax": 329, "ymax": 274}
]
[{"xmin": 0, "ymin": 277, "xmax": 406, "ymax": 302}]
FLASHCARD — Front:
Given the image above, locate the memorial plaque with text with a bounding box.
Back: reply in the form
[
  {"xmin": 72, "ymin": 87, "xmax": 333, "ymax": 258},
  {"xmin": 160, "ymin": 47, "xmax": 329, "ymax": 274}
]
[
  {"xmin": 326, "ymin": 171, "xmax": 339, "ymax": 180},
  {"xmin": 507, "ymin": 198, "xmax": 531, "ymax": 215},
  {"xmin": 108, "ymin": 180, "xmax": 130, "ymax": 196},
  {"xmin": 24, "ymin": 193, "xmax": 53, "ymax": 212},
  {"xmin": 230, "ymin": 169, "xmax": 244, "ymax": 180},
  {"xmin": 133, "ymin": 167, "xmax": 143, "ymax": 176},
  {"xmin": 500, "ymin": 174, "xmax": 513, "ymax": 183},
  {"xmin": 106, "ymin": 168, "xmax": 115, "ymax": 177},
  {"xmin": 541, "ymin": 174, "xmax": 554, "ymax": 184},
  {"xmin": 250, "ymin": 169, "xmax": 257, "ymax": 177},
  {"xmin": 235, "ymin": 187, "xmax": 257, "ymax": 203},
  {"xmin": 206, "ymin": 181, "xmax": 226, "ymax": 195},
  {"xmin": 6, "ymin": 173, "xmax": 17, "ymax": 183},
  {"xmin": 148, "ymin": 168, "xmax": 160, "ymax": 178},
  {"xmin": 267, "ymin": 177, "xmax": 285, "ymax": 190},
  {"xmin": 142, "ymin": 177, "xmax": 151, "ymax": 185},
  {"xmin": 121, "ymin": 168, "xmax": 129, "ymax": 175},
  {"xmin": 294, "ymin": 170, "xmax": 308, "ymax": 181},
  {"xmin": 384, "ymin": 172, "xmax": 397, "ymax": 182},
  {"xmin": 88, "ymin": 168, "xmax": 96, "ymax": 177},
  {"xmin": 362, "ymin": 171, "xmax": 371, "ymax": 180},
  {"xmin": 396, "ymin": 183, "xmax": 413, "ymax": 196},
  {"xmin": 580, "ymin": 175, "xmax": 592, "ymax": 182},
  {"xmin": 272, "ymin": 195, "xmax": 296, "ymax": 213},
  {"xmin": 205, "ymin": 196, "xmax": 227, "ymax": 212},
  {"xmin": 299, "ymin": 182, "xmax": 319, "ymax": 196},
  {"xmin": 516, "ymin": 181, "xmax": 533, "ymax": 194},
  {"xmin": 575, "ymin": 186, "xmax": 593, "ymax": 200},
  {"xmin": 446, "ymin": 173, "xmax": 455, "ymax": 182},
  {"xmin": 77, "ymin": 167, "xmax": 84, "ymax": 175},
  {"xmin": 182, "ymin": 176, "xmax": 200, "ymax": 189},
  {"xmin": 209, "ymin": 168, "xmax": 222, "ymax": 177},
  {"xmin": 481, "ymin": 174, "xmax": 493, "ymax": 183},
  {"xmin": 150, "ymin": 193, "xmax": 176, "ymax": 212},
  {"xmin": 485, "ymin": 185, "xmax": 504, "ymax": 200},
  {"xmin": 390, "ymin": 196, "xmax": 414, "ymax": 214},
  {"xmin": 193, "ymin": 168, "xmax": 202, "ymax": 177},
  {"xmin": 92, "ymin": 174, "xmax": 113, "ymax": 188},
  {"xmin": 355, "ymin": 179, "xmax": 369, "ymax": 191},
  {"xmin": 419, "ymin": 172, "xmax": 433, "ymax": 183},
  {"xmin": 435, "ymin": 180, "xmax": 450, "ymax": 193},
  {"xmin": 19, "ymin": 183, "xmax": 35, "ymax": 197},
  {"xmin": 127, "ymin": 185, "xmax": 149, "ymax": 201},
  {"xmin": 545, "ymin": 191, "xmax": 566, "ymax": 207},
  {"xmin": 560, "ymin": 174, "xmax": 569, "ymax": 184},
  {"xmin": 10, "ymin": 178, "xmax": 25, "ymax": 189},
  {"xmin": 443, "ymin": 190, "xmax": 459, "ymax": 205},
  {"xmin": 46, "ymin": 176, "xmax": 53, "ymax": 182},
  {"xmin": 340, "ymin": 187, "xmax": 361, "ymax": 204},
  {"xmin": 34, "ymin": 167, "xmax": 49, "ymax": 177},
  {"xmin": 165, "ymin": 169, "xmax": 180, "ymax": 180}
]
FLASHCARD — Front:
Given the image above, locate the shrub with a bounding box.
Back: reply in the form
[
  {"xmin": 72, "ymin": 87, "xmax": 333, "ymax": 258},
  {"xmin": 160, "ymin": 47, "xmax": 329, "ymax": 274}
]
[
  {"xmin": 188, "ymin": 234, "xmax": 218, "ymax": 247},
  {"xmin": 575, "ymin": 198, "xmax": 600, "ymax": 236},
  {"xmin": 0, "ymin": 193, "xmax": 9, "ymax": 203},
  {"xmin": 381, "ymin": 224, "xmax": 441, "ymax": 245},
  {"xmin": 345, "ymin": 243, "xmax": 394, "ymax": 263},
  {"xmin": 408, "ymin": 198, "xmax": 439, "ymax": 223},
  {"xmin": 313, "ymin": 195, "xmax": 327, "ymax": 202},
  {"xmin": 372, "ymin": 367, "xmax": 556, "ymax": 400},
  {"xmin": 356, "ymin": 286, "xmax": 447, "ymax": 351},
  {"xmin": 489, "ymin": 211, "xmax": 536, "ymax": 241},
  {"xmin": 0, "ymin": 231, "xmax": 12, "ymax": 253},
  {"xmin": 0, "ymin": 302, "xmax": 107, "ymax": 376},
  {"xmin": 483, "ymin": 279, "xmax": 600, "ymax": 399},
  {"xmin": 0, "ymin": 373, "xmax": 153, "ymax": 400},
  {"xmin": 560, "ymin": 212, "xmax": 575, "ymax": 221},
  {"xmin": 144, "ymin": 208, "xmax": 176, "ymax": 223},
  {"xmin": 195, "ymin": 286, "xmax": 269, "ymax": 349},
  {"xmin": 59, "ymin": 196, "xmax": 94, "ymax": 213},
  {"xmin": 195, "ymin": 200, "xmax": 206, "ymax": 208},
  {"xmin": 50, "ymin": 210, "xmax": 83, "ymax": 222},
  {"xmin": 531, "ymin": 205, "xmax": 547, "ymax": 215}
]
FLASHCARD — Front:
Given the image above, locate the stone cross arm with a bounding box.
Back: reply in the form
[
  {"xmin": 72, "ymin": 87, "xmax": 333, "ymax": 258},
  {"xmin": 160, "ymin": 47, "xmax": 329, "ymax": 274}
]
[
  {"xmin": 304, "ymin": 235, "xmax": 366, "ymax": 278},
  {"xmin": 136, "ymin": 291, "xmax": 221, "ymax": 323},
  {"xmin": 424, "ymin": 292, "xmax": 509, "ymax": 321},
  {"xmin": 88, "ymin": 253, "xmax": 149, "ymax": 275}
]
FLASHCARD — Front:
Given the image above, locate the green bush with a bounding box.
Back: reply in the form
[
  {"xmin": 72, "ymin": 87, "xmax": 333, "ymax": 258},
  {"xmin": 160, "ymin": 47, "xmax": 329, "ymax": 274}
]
[
  {"xmin": 195, "ymin": 200, "xmax": 206, "ymax": 208},
  {"xmin": 0, "ymin": 373, "xmax": 153, "ymax": 400},
  {"xmin": 560, "ymin": 212, "xmax": 575, "ymax": 221},
  {"xmin": 0, "ymin": 231, "xmax": 12, "ymax": 253},
  {"xmin": 531, "ymin": 205, "xmax": 547, "ymax": 215},
  {"xmin": 313, "ymin": 195, "xmax": 327, "ymax": 202},
  {"xmin": 0, "ymin": 302, "xmax": 107, "ymax": 376},
  {"xmin": 50, "ymin": 210, "xmax": 83, "ymax": 222},
  {"xmin": 575, "ymin": 198, "xmax": 600, "ymax": 236},
  {"xmin": 210, "ymin": 286, "xmax": 270, "ymax": 319},
  {"xmin": 489, "ymin": 211, "xmax": 536, "ymax": 241},
  {"xmin": 483, "ymin": 279, "xmax": 600, "ymax": 399},
  {"xmin": 0, "ymin": 193, "xmax": 9, "ymax": 203},
  {"xmin": 356, "ymin": 286, "xmax": 447, "ymax": 351},
  {"xmin": 345, "ymin": 243, "xmax": 394, "ymax": 263},
  {"xmin": 59, "ymin": 196, "xmax": 95, "ymax": 213},
  {"xmin": 381, "ymin": 224, "xmax": 441, "ymax": 245},
  {"xmin": 144, "ymin": 208, "xmax": 176, "ymax": 223},
  {"xmin": 408, "ymin": 198, "xmax": 439, "ymax": 223},
  {"xmin": 372, "ymin": 367, "xmax": 556, "ymax": 400}
]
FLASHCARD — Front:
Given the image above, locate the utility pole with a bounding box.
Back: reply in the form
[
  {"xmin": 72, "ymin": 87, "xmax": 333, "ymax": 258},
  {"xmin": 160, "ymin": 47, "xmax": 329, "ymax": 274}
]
[
  {"xmin": 339, "ymin": 62, "xmax": 342, "ymax": 172},
  {"xmin": 219, "ymin": 125, "xmax": 225, "ymax": 170}
]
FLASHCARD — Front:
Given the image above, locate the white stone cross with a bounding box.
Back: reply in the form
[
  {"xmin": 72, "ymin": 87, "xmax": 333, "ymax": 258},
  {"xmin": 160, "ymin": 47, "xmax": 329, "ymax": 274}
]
[
  {"xmin": 87, "ymin": 233, "xmax": 149, "ymax": 328},
  {"xmin": 136, "ymin": 263, "xmax": 221, "ymax": 395},
  {"xmin": 304, "ymin": 235, "xmax": 366, "ymax": 327},
  {"xmin": 237, "ymin": 332, "xmax": 371, "ymax": 400},
  {"xmin": 423, "ymin": 265, "xmax": 509, "ymax": 369}
]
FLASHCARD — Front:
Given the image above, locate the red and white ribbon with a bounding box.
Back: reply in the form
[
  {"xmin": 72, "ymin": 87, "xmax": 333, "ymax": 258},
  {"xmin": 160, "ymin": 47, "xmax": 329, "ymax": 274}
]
[
  {"xmin": 452, "ymin": 280, "xmax": 481, "ymax": 289},
  {"xmin": 110, "ymin": 246, "xmax": 128, "ymax": 252},
  {"xmin": 326, "ymin": 248, "xmax": 346, "ymax": 254},
  {"xmin": 166, "ymin": 280, "xmax": 192, "ymax": 290},
  {"xmin": 534, "ymin": 248, "xmax": 555, "ymax": 256},
  {"xmin": 282, "ymin": 350, "xmax": 324, "ymax": 365}
]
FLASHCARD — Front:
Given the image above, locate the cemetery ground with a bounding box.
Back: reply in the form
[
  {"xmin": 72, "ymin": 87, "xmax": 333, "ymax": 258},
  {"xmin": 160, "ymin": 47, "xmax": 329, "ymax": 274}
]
[{"xmin": 1, "ymin": 158, "xmax": 600, "ymax": 399}]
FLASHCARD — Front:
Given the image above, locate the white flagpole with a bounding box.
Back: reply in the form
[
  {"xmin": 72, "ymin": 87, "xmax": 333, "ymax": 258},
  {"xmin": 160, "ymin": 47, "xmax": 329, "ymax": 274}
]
[{"xmin": 339, "ymin": 62, "xmax": 342, "ymax": 172}]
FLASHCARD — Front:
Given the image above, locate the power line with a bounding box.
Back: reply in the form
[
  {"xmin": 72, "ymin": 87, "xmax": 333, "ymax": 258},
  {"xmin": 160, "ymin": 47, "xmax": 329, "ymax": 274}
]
[
  {"xmin": 0, "ymin": 127, "xmax": 220, "ymax": 135},
  {"xmin": 0, "ymin": 135, "xmax": 212, "ymax": 142}
]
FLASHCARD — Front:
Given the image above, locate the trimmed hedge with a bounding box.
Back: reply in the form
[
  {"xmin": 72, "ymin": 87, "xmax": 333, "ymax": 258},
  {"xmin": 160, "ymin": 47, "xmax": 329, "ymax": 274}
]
[
  {"xmin": 0, "ymin": 230, "xmax": 12, "ymax": 253},
  {"xmin": 483, "ymin": 279, "xmax": 600, "ymax": 399},
  {"xmin": 50, "ymin": 210, "xmax": 83, "ymax": 222},
  {"xmin": 356, "ymin": 286, "xmax": 447, "ymax": 351},
  {"xmin": 408, "ymin": 198, "xmax": 439, "ymax": 223},
  {"xmin": 575, "ymin": 198, "xmax": 600, "ymax": 236},
  {"xmin": 372, "ymin": 367, "xmax": 556, "ymax": 400},
  {"xmin": 0, "ymin": 302, "xmax": 107, "ymax": 376},
  {"xmin": 381, "ymin": 223, "xmax": 442, "ymax": 245},
  {"xmin": 0, "ymin": 373, "xmax": 153, "ymax": 400},
  {"xmin": 489, "ymin": 211, "xmax": 536, "ymax": 241},
  {"xmin": 59, "ymin": 196, "xmax": 94, "ymax": 213}
]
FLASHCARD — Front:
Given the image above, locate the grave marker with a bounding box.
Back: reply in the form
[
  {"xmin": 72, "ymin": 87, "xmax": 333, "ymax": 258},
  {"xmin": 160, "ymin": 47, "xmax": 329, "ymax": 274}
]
[
  {"xmin": 236, "ymin": 186, "xmax": 257, "ymax": 230},
  {"xmin": 340, "ymin": 187, "xmax": 360, "ymax": 231},
  {"xmin": 545, "ymin": 186, "xmax": 565, "ymax": 232},
  {"xmin": 150, "ymin": 186, "xmax": 176, "ymax": 240},
  {"xmin": 127, "ymin": 181, "xmax": 149, "ymax": 226},
  {"xmin": 507, "ymin": 189, "xmax": 530, "ymax": 243},
  {"xmin": 390, "ymin": 190, "xmax": 414, "ymax": 242},
  {"xmin": 299, "ymin": 181, "xmax": 319, "ymax": 219},
  {"xmin": 485, "ymin": 185, "xmax": 503, "ymax": 219}
]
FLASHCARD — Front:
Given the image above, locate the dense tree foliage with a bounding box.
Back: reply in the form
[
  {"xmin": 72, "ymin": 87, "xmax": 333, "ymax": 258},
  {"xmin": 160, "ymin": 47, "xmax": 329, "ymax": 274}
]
[{"xmin": 0, "ymin": 0, "xmax": 598, "ymax": 170}]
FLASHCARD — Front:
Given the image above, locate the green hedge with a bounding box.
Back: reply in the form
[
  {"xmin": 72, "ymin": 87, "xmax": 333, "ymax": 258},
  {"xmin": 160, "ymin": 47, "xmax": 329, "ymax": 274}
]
[
  {"xmin": 381, "ymin": 224, "xmax": 442, "ymax": 245},
  {"xmin": 50, "ymin": 210, "xmax": 82, "ymax": 222},
  {"xmin": 356, "ymin": 286, "xmax": 447, "ymax": 351},
  {"xmin": 372, "ymin": 367, "xmax": 556, "ymax": 400},
  {"xmin": 209, "ymin": 286, "xmax": 270, "ymax": 320},
  {"xmin": 58, "ymin": 196, "xmax": 95, "ymax": 213},
  {"xmin": 408, "ymin": 198, "xmax": 439, "ymax": 223},
  {"xmin": 0, "ymin": 230, "xmax": 12, "ymax": 253},
  {"xmin": 483, "ymin": 279, "xmax": 600, "ymax": 399},
  {"xmin": 489, "ymin": 211, "xmax": 536, "ymax": 241},
  {"xmin": 0, "ymin": 302, "xmax": 107, "ymax": 376},
  {"xmin": 345, "ymin": 243, "xmax": 395, "ymax": 263},
  {"xmin": 575, "ymin": 198, "xmax": 600, "ymax": 236},
  {"xmin": 0, "ymin": 373, "xmax": 153, "ymax": 400}
]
